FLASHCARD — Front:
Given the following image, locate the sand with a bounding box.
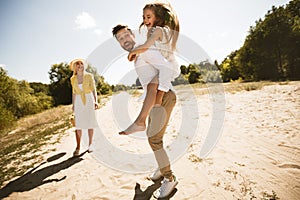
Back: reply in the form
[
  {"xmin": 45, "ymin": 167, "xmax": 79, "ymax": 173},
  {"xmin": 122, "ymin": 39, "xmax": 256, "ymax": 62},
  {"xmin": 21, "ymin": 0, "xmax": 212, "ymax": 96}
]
[{"xmin": 1, "ymin": 81, "xmax": 299, "ymax": 200}]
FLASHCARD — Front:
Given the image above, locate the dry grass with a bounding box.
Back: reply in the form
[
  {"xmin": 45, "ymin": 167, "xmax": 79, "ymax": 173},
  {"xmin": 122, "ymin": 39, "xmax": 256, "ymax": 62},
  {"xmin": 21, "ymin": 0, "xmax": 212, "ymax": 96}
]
[
  {"xmin": 174, "ymin": 81, "xmax": 283, "ymax": 96},
  {"xmin": 0, "ymin": 105, "xmax": 73, "ymax": 187}
]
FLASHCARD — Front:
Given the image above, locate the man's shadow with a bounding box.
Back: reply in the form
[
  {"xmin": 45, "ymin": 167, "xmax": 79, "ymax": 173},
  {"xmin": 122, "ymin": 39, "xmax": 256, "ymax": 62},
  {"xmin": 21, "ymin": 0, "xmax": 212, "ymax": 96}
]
[
  {"xmin": 0, "ymin": 151, "xmax": 86, "ymax": 199},
  {"xmin": 133, "ymin": 178, "xmax": 177, "ymax": 200}
]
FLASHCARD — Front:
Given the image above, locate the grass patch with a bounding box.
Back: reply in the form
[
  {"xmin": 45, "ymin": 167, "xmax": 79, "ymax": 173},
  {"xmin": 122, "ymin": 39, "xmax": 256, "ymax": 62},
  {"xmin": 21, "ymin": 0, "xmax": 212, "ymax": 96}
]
[
  {"xmin": 223, "ymin": 81, "xmax": 274, "ymax": 93},
  {"xmin": 262, "ymin": 190, "xmax": 280, "ymax": 200},
  {"xmin": 0, "ymin": 105, "xmax": 72, "ymax": 187},
  {"xmin": 175, "ymin": 81, "xmax": 285, "ymax": 95}
]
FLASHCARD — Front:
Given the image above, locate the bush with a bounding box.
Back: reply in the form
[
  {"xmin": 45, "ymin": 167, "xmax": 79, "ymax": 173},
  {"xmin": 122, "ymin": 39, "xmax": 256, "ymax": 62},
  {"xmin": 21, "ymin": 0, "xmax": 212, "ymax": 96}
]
[{"xmin": 0, "ymin": 102, "xmax": 15, "ymax": 135}]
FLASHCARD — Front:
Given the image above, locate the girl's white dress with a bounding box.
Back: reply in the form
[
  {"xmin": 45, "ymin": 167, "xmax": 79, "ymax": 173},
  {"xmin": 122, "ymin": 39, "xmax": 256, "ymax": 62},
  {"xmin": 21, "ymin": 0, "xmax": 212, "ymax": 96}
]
[{"xmin": 74, "ymin": 84, "xmax": 98, "ymax": 129}]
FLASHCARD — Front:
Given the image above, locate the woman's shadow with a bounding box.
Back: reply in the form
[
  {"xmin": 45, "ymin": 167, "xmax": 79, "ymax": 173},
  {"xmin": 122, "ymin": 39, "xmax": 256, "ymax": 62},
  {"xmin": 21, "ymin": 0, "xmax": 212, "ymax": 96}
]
[{"xmin": 0, "ymin": 151, "xmax": 86, "ymax": 199}]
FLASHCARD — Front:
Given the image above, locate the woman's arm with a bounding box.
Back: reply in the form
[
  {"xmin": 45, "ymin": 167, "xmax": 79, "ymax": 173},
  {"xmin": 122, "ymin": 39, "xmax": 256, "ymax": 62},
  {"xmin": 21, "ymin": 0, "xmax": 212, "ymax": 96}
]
[
  {"xmin": 90, "ymin": 75, "xmax": 99, "ymax": 109},
  {"xmin": 128, "ymin": 28, "xmax": 163, "ymax": 61},
  {"xmin": 92, "ymin": 90, "xmax": 99, "ymax": 110},
  {"xmin": 72, "ymin": 93, "xmax": 76, "ymax": 112}
]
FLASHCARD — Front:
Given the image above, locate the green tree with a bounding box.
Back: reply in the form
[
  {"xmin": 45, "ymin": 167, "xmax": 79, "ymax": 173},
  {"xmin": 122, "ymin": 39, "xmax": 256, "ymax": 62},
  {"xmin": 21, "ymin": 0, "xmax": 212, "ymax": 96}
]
[
  {"xmin": 187, "ymin": 64, "xmax": 201, "ymax": 84},
  {"xmin": 0, "ymin": 68, "xmax": 16, "ymax": 132},
  {"xmin": 285, "ymin": 0, "xmax": 300, "ymax": 79},
  {"xmin": 49, "ymin": 62, "xmax": 73, "ymax": 106},
  {"xmin": 219, "ymin": 50, "xmax": 241, "ymax": 82},
  {"xmin": 30, "ymin": 82, "xmax": 51, "ymax": 95},
  {"xmin": 86, "ymin": 65, "xmax": 112, "ymax": 95},
  {"xmin": 237, "ymin": 1, "xmax": 300, "ymax": 81}
]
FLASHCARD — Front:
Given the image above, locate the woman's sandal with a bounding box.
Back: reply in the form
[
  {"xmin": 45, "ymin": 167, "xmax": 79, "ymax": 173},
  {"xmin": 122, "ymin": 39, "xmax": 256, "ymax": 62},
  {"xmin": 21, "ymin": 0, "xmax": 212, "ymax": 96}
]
[{"xmin": 73, "ymin": 148, "xmax": 80, "ymax": 157}]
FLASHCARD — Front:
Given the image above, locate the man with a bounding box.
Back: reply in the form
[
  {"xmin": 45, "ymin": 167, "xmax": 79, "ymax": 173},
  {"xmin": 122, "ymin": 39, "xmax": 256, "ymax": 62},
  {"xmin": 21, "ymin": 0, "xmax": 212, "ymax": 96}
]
[{"xmin": 112, "ymin": 24, "xmax": 178, "ymax": 198}]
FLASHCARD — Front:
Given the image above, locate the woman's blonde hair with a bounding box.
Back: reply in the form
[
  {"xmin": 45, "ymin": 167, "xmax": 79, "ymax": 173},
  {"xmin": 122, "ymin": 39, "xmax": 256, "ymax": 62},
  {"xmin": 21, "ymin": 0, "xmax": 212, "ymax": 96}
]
[{"xmin": 139, "ymin": 1, "xmax": 180, "ymax": 51}]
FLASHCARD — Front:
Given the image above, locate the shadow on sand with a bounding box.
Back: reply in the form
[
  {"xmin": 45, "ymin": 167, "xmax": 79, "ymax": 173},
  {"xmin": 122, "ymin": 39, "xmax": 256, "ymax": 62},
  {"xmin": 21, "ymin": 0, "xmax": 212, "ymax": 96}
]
[
  {"xmin": 0, "ymin": 151, "xmax": 86, "ymax": 199},
  {"xmin": 133, "ymin": 178, "xmax": 177, "ymax": 200}
]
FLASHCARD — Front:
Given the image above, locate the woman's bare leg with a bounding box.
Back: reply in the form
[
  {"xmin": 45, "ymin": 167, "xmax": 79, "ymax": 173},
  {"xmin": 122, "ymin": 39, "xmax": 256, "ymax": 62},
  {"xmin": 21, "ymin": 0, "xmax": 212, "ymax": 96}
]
[
  {"xmin": 88, "ymin": 129, "xmax": 94, "ymax": 146},
  {"xmin": 87, "ymin": 128, "xmax": 94, "ymax": 152},
  {"xmin": 75, "ymin": 129, "xmax": 82, "ymax": 150}
]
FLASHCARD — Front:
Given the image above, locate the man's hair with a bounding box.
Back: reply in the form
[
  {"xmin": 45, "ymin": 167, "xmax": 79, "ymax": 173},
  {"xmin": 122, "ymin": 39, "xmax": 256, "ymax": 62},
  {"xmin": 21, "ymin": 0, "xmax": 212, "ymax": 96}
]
[{"xmin": 112, "ymin": 24, "xmax": 133, "ymax": 37}]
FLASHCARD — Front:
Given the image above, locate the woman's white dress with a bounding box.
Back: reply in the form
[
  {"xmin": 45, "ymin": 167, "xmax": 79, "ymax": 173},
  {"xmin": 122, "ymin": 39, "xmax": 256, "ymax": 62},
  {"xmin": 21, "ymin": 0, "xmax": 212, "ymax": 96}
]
[{"xmin": 74, "ymin": 84, "xmax": 98, "ymax": 129}]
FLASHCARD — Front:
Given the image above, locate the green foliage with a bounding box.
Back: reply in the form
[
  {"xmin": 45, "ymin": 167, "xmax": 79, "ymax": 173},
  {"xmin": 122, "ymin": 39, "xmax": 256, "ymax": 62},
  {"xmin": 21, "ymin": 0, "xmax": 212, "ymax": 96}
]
[
  {"xmin": 172, "ymin": 75, "xmax": 189, "ymax": 85},
  {"xmin": 0, "ymin": 67, "xmax": 55, "ymax": 133},
  {"xmin": 218, "ymin": 51, "xmax": 241, "ymax": 82},
  {"xmin": 29, "ymin": 82, "xmax": 51, "ymax": 95},
  {"xmin": 49, "ymin": 62, "xmax": 73, "ymax": 106},
  {"xmin": 219, "ymin": 0, "xmax": 300, "ymax": 82},
  {"xmin": 198, "ymin": 61, "xmax": 222, "ymax": 83},
  {"xmin": 86, "ymin": 65, "xmax": 112, "ymax": 95},
  {"xmin": 187, "ymin": 64, "xmax": 201, "ymax": 83},
  {"xmin": 0, "ymin": 102, "xmax": 15, "ymax": 133},
  {"xmin": 112, "ymin": 84, "xmax": 129, "ymax": 92},
  {"xmin": 179, "ymin": 61, "xmax": 222, "ymax": 84}
]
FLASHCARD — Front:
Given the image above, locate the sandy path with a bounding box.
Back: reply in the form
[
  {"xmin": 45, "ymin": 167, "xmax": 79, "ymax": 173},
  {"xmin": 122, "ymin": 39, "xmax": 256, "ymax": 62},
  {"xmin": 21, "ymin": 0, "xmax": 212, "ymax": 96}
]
[{"xmin": 1, "ymin": 82, "xmax": 299, "ymax": 200}]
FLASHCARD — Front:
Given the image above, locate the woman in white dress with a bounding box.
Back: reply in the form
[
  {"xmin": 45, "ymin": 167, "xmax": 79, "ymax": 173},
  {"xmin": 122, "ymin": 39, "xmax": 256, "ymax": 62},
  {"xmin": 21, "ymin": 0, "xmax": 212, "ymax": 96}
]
[{"xmin": 70, "ymin": 58, "xmax": 99, "ymax": 156}]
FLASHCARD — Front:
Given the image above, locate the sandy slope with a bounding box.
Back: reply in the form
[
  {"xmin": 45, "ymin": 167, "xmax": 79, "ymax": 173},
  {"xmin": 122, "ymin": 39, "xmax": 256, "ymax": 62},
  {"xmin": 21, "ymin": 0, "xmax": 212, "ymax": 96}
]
[{"xmin": 1, "ymin": 82, "xmax": 299, "ymax": 200}]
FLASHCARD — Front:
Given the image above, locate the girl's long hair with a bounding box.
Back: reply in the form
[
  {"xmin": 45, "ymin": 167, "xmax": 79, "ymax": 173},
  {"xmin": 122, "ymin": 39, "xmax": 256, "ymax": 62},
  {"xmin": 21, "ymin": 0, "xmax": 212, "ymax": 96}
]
[{"xmin": 139, "ymin": 1, "xmax": 180, "ymax": 51}]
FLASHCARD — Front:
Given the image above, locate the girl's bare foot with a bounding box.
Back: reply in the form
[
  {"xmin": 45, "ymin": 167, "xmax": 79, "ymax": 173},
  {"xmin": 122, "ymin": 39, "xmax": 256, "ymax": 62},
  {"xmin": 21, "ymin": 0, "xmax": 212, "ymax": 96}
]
[{"xmin": 119, "ymin": 123, "xmax": 146, "ymax": 135}]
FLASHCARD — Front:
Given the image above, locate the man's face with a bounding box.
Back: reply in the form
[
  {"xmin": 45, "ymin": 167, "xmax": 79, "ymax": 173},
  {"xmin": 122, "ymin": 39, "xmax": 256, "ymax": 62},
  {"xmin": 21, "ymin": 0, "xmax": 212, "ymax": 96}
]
[{"xmin": 115, "ymin": 29, "xmax": 135, "ymax": 51}]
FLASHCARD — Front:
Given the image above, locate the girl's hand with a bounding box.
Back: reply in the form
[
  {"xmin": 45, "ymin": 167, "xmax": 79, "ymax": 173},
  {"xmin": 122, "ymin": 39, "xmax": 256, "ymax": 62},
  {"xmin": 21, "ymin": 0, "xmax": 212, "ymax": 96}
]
[{"xmin": 128, "ymin": 52, "xmax": 137, "ymax": 61}]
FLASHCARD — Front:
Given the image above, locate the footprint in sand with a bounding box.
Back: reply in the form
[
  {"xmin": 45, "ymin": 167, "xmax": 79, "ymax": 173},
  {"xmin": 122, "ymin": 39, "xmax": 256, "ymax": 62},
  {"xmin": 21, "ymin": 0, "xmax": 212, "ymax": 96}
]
[{"xmin": 278, "ymin": 163, "xmax": 300, "ymax": 170}]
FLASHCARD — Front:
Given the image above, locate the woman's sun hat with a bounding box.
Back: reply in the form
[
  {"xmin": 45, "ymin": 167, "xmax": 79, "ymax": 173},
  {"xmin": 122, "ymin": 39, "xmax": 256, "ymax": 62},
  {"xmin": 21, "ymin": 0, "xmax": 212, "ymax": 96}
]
[{"xmin": 69, "ymin": 58, "xmax": 86, "ymax": 71}]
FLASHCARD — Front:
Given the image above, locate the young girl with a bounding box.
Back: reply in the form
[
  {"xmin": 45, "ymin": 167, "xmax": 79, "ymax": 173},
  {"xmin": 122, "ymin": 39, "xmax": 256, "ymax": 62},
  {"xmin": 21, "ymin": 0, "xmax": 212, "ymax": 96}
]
[
  {"xmin": 70, "ymin": 58, "xmax": 99, "ymax": 156},
  {"xmin": 119, "ymin": 2, "xmax": 180, "ymax": 135}
]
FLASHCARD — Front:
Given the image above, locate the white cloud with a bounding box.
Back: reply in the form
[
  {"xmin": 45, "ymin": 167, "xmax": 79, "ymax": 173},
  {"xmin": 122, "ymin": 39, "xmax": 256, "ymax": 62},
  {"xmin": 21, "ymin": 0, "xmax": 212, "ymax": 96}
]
[
  {"xmin": 75, "ymin": 12, "xmax": 97, "ymax": 29},
  {"xmin": 93, "ymin": 28, "xmax": 102, "ymax": 36}
]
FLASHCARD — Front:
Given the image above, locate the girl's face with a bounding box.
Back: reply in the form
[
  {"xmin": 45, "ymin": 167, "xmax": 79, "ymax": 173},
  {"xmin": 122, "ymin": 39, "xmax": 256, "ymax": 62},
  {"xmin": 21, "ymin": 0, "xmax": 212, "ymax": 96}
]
[{"xmin": 143, "ymin": 8, "xmax": 156, "ymax": 29}]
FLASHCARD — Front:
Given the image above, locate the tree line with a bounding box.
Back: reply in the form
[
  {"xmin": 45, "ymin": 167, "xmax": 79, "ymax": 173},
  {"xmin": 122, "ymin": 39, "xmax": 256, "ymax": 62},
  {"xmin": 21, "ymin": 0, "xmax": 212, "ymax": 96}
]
[{"xmin": 217, "ymin": 0, "xmax": 300, "ymax": 82}]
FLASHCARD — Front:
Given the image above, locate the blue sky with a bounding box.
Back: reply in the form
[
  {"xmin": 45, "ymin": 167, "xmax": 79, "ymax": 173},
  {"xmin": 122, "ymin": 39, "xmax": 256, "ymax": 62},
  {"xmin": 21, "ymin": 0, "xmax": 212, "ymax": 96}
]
[{"xmin": 0, "ymin": 0, "xmax": 290, "ymax": 85}]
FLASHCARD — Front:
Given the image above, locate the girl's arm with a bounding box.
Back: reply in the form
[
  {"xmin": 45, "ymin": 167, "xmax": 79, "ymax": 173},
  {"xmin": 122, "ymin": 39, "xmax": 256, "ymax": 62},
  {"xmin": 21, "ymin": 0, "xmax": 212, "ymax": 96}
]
[{"xmin": 128, "ymin": 28, "xmax": 163, "ymax": 61}]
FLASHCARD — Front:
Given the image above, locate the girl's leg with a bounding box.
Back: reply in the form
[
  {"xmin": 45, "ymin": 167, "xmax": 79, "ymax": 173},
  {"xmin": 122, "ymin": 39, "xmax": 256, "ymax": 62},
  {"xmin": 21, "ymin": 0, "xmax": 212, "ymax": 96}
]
[
  {"xmin": 119, "ymin": 81, "xmax": 158, "ymax": 135},
  {"xmin": 135, "ymin": 82, "xmax": 158, "ymax": 125},
  {"xmin": 155, "ymin": 90, "xmax": 165, "ymax": 106}
]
